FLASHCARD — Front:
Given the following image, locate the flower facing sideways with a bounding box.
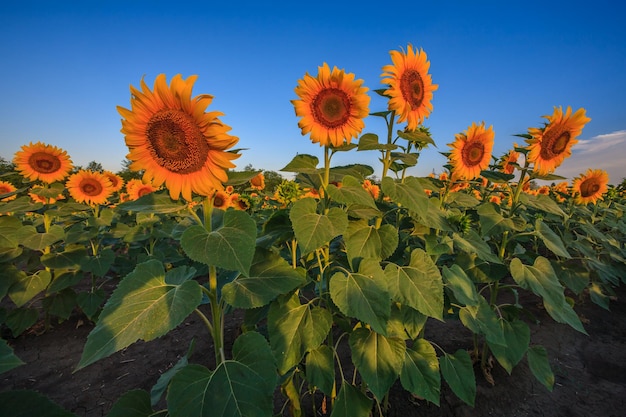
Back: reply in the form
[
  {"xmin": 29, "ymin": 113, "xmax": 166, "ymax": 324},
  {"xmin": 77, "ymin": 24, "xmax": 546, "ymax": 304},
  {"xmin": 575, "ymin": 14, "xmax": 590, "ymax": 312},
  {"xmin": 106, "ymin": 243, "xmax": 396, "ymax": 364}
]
[
  {"xmin": 0, "ymin": 181, "xmax": 17, "ymax": 202},
  {"xmin": 572, "ymin": 169, "xmax": 609, "ymax": 205}
]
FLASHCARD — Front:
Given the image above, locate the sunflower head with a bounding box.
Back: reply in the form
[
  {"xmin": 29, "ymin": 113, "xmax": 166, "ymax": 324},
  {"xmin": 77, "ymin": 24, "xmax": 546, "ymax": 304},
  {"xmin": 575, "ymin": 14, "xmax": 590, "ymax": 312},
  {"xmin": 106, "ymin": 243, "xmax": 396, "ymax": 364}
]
[
  {"xmin": 13, "ymin": 141, "xmax": 73, "ymax": 183},
  {"xmin": 212, "ymin": 190, "xmax": 231, "ymax": 210},
  {"xmin": 250, "ymin": 172, "xmax": 265, "ymax": 191},
  {"xmin": 500, "ymin": 147, "xmax": 520, "ymax": 175},
  {"xmin": 118, "ymin": 74, "xmax": 240, "ymax": 201},
  {"xmin": 66, "ymin": 170, "xmax": 114, "ymax": 206},
  {"xmin": 0, "ymin": 181, "xmax": 17, "ymax": 202},
  {"xmin": 572, "ymin": 168, "xmax": 609, "ymax": 205},
  {"xmin": 526, "ymin": 106, "xmax": 591, "ymax": 176},
  {"xmin": 448, "ymin": 122, "xmax": 495, "ymax": 181},
  {"xmin": 126, "ymin": 178, "xmax": 159, "ymax": 201},
  {"xmin": 102, "ymin": 171, "xmax": 125, "ymax": 192},
  {"xmin": 292, "ymin": 63, "xmax": 370, "ymax": 147},
  {"xmin": 381, "ymin": 44, "xmax": 438, "ymax": 131}
]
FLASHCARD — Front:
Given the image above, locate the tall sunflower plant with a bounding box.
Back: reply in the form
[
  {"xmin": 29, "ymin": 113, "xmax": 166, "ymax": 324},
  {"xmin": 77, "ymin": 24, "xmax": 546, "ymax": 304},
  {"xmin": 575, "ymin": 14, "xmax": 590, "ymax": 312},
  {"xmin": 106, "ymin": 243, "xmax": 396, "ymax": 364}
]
[{"xmin": 1, "ymin": 46, "xmax": 624, "ymax": 417}]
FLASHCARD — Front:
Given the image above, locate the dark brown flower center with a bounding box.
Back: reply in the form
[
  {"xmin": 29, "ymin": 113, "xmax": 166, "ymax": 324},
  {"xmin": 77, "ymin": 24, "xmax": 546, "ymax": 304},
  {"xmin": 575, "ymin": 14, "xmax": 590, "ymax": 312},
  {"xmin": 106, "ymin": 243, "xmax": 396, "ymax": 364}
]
[
  {"xmin": 400, "ymin": 69, "xmax": 424, "ymax": 108},
  {"xmin": 462, "ymin": 141, "xmax": 485, "ymax": 167},
  {"xmin": 580, "ymin": 179, "xmax": 600, "ymax": 197},
  {"xmin": 29, "ymin": 152, "xmax": 61, "ymax": 174},
  {"xmin": 146, "ymin": 109, "xmax": 209, "ymax": 174},
  {"xmin": 540, "ymin": 128, "xmax": 571, "ymax": 160},
  {"xmin": 80, "ymin": 178, "xmax": 103, "ymax": 196},
  {"xmin": 213, "ymin": 194, "xmax": 227, "ymax": 207},
  {"xmin": 312, "ymin": 88, "xmax": 351, "ymax": 128}
]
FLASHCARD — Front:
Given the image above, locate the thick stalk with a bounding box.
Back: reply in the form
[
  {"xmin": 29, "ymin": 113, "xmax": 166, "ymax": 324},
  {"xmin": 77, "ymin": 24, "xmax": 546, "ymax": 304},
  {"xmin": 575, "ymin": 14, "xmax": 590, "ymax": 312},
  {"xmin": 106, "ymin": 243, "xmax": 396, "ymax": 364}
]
[{"xmin": 381, "ymin": 111, "xmax": 396, "ymax": 179}]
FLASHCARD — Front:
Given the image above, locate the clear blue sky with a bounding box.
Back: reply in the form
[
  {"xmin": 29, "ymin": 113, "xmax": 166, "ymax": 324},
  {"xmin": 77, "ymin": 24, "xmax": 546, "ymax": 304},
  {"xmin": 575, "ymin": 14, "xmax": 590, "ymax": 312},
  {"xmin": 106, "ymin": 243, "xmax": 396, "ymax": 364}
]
[{"xmin": 2, "ymin": 1, "xmax": 625, "ymax": 183}]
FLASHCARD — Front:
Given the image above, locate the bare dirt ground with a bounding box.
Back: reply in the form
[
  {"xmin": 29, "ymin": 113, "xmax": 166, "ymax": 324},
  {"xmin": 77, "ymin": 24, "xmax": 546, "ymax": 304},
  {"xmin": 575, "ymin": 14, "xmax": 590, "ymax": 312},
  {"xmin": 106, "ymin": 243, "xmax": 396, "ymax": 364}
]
[{"xmin": 2, "ymin": 283, "xmax": 626, "ymax": 417}]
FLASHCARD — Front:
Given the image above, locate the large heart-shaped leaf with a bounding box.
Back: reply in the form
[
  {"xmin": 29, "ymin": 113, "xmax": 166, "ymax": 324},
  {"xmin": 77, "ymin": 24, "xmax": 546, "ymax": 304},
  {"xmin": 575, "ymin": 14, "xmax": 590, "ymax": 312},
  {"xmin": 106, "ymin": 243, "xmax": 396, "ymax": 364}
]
[
  {"xmin": 16, "ymin": 225, "xmax": 64, "ymax": 251},
  {"xmin": 453, "ymin": 230, "xmax": 502, "ymax": 264},
  {"xmin": 344, "ymin": 221, "xmax": 398, "ymax": 264},
  {"xmin": 181, "ymin": 210, "xmax": 256, "ymax": 275},
  {"xmin": 400, "ymin": 339, "xmax": 441, "ymax": 405},
  {"xmin": 80, "ymin": 248, "xmax": 116, "ymax": 277},
  {"xmin": 330, "ymin": 258, "xmax": 390, "ymax": 335},
  {"xmin": 458, "ymin": 296, "xmax": 505, "ymax": 346},
  {"xmin": 385, "ymin": 249, "xmax": 443, "ymax": 320},
  {"xmin": 289, "ymin": 198, "xmax": 347, "ymax": 254},
  {"xmin": 9, "ymin": 269, "xmax": 51, "ymax": 307},
  {"xmin": 305, "ymin": 345, "xmax": 335, "ymax": 396},
  {"xmin": 349, "ymin": 327, "xmax": 406, "ymax": 400},
  {"xmin": 222, "ymin": 249, "xmax": 307, "ymax": 309},
  {"xmin": 439, "ymin": 349, "xmax": 476, "ymax": 407},
  {"xmin": 488, "ymin": 319, "xmax": 530, "ymax": 374},
  {"xmin": 268, "ymin": 292, "xmax": 332, "ymax": 374},
  {"xmin": 510, "ymin": 257, "xmax": 586, "ymax": 334},
  {"xmin": 381, "ymin": 176, "xmax": 428, "ymax": 215},
  {"xmin": 326, "ymin": 175, "xmax": 378, "ymax": 209},
  {"xmin": 77, "ymin": 260, "xmax": 202, "ymax": 369},
  {"xmin": 442, "ymin": 264, "xmax": 479, "ymax": 306}
]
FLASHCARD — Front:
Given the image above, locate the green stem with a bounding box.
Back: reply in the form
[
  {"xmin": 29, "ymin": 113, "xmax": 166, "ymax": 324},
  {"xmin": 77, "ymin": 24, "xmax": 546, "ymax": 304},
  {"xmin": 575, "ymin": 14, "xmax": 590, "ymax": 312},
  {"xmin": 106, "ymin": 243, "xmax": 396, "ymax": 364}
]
[{"xmin": 381, "ymin": 111, "xmax": 396, "ymax": 179}]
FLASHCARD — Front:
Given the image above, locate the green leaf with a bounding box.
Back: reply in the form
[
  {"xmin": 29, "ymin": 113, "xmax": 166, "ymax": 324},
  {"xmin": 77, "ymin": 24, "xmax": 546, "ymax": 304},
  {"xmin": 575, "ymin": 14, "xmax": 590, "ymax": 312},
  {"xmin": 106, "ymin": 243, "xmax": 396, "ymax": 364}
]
[
  {"xmin": 305, "ymin": 345, "xmax": 335, "ymax": 395},
  {"xmin": 442, "ymin": 264, "xmax": 479, "ymax": 306},
  {"xmin": 181, "ymin": 210, "xmax": 256, "ymax": 275},
  {"xmin": 16, "ymin": 225, "xmax": 64, "ymax": 251},
  {"xmin": 0, "ymin": 338, "xmax": 24, "ymax": 374},
  {"xmin": 222, "ymin": 248, "xmax": 307, "ymax": 309},
  {"xmin": 480, "ymin": 170, "xmax": 515, "ymax": 183},
  {"xmin": 268, "ymin": 292, "xmax": 332, "ymax": 374},
  {"xmin": 397, "ymin": 129, "xmax": 436, "ymax": 147},
  {"xmin": 357, "ymin": 133, "xmax": 397, "ymax": 151},
  {"xmin": 400, "ymin": 339, "xmax": 441, "ymax": 405},
  {"xmin": 42, "ymin": 288, "xmax": 76, "ymax": 320},
  {"xmin": 77, "ymin": 260, "xmax": 202, "ymax": 369},
  {"xmin": 326, "ymin": 175, "xmax": 378, "ymax": 209},
  {"xmin": 534, "ymin": 220, "xmax": 570, "ymax": 258},
  {"xmin": 488, "ymin": 320, "xmax": 530, "ymax": 374},
  {"xmin": 116, "ymin": 191, "xmax": 187, "ymax": 214},
  {"xmin": 280, "ymin": 154, "xmax": 320, "ymax": 173},
  {"xmin": 458, "ymin": 296, "xmax": 506, "ymax": 346},
  {"xmin": 76, "ymin": 290, "xmax": 106, "ymax": 320},
  {"xmin": 330, "ymin": 258, "xmax": 390, "ymax": 335},
  {"xmin": 527, "ymin": 345, "xmax": 554, "ymax": 391},
  {"xmin": 226, "ymin": 169, "xmax": 261, "ymax": 185},
  {"xmin": 330, "ymin": 382, "xmax": 373, "ymax": 417},
  {"xmin": 5, "ymin": 308, "xmax": 38, "ymax": 337},
  {"xmin": 447, "ymin": 192, "xmax": 481, "ymax": 208},
  {"xmin": 40, "ymin": 246, "xmax": 88, "ymax": 269},
  {"xmin": 9, "ymin": 270, "xmax": 51, "ymax": 307},
  {"xmin": 344, "ymin": 221, "xmax": 398, "ymax": 264},
  {"xmin": 519, "ymin": 193, "xmax": 565, "ymax": 217},
  {"xmin": 552, "ymin": 260, "xmax": 589, "ymax": 295},
  {"xmin": 167, "ymin": 332, "xmax": 275, "ymax": 417},
  {"xmin": 289, "ymin": 198, "xmax": 347, "ymax": 254},
  {"xmin": 439, "ymin": 349, "xmax": 476, "ymax": 407},
  {"xmin": 150, "ymin": 347, "xmax": 191, "ymax": 407},
  {"xmin": 0, "ymin": 266, "xmax": 22, "ymax": 299},
  {"xmin": 385, "ymin": 249, "xmax": 443, "ymax": 320},
  {"xmin": 329, "ymin": 164, "xmax": 374, "ymax": 181},
  {"xmin": 381, "ymin": 176, "xmax": 429, "ymax": 216},
  {"xmin": 510, "ymin": 257, "xmax": 586, "ymax": 334},
  {"xmin": 0, "ymin": 390, "xmax": 77, "ymax": 417},
  {"xmin": 80, "ymin": 248, "xmax": 116, "ymax": 277},
  {"xmin": 106, "ymin": 390, "xmax": 153, "ymax": 417},
  {"xmin": 453, "ymin": 230, "xmax": 502, "ymax": 264},
  {"xmin": 0, "ymin": 196, "xmax": 43, "ymax": 214},
  {"xmin": 349, "ymin": 327, "xmax": 406, "ymax": 401},
  {"xmin": 477, "ymin": 203, "xmax": 517, "ymax": 237},
  {"xmin": 47, "ymin": 270, "xmax": 83, "ymax": 294}
]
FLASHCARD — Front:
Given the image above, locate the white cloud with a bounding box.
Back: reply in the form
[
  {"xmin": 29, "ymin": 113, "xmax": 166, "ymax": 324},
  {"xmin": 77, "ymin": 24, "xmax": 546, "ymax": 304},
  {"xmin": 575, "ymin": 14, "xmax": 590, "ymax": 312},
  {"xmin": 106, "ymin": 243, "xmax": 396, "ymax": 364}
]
[{"xmin": 553, "ymin": 130, "xmax": 626, "ymax": 183}]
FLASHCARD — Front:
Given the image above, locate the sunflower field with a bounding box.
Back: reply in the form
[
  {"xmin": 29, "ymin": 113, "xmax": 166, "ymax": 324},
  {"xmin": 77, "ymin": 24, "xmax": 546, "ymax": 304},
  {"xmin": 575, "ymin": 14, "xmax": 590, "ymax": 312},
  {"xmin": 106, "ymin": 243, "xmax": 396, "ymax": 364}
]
[{"xmin": 1, "ymin": 44, "xmax": 625, "ymax": 417}]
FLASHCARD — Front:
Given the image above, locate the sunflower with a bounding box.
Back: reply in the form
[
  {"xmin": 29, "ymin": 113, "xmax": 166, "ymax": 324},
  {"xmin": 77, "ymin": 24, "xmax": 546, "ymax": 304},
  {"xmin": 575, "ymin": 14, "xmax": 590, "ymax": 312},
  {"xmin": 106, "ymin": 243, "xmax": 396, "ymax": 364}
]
[
  {"xmin": 212, "ymin": 190, "xmax": 231, "ymax": 209},
  {"xmin": 448, "ymin": 122, "xmax": 495, "ymax": 180},
  {"xmin": 66, "ymin": 170, "xmax": 114, "ymax": 205},
  {"xmin": 117, "ymin": 74, "xmax": 240, "ymax": 201},
  {"xmin": 572, "ymin": 169, "xmax": 609, "ymax": 205},
  {"xmin": 250, "ymin": 172, "xmax": 265, "ymax": 191},
  {"xmin": 13, "ymin": 141, "xmax": 73, "ymax": 183},
  {"xmin": 381, "ymin": 44, "xmax": 438, "ymax": 131},
  {"xmin": 0, "ymin": 181, "xmax": 17, "ymax": 202},
  {"xmin": 362, "ymin": 179, "xmax": 380, "ymax": 199},
  {"xmin": 526, "ymin": 106, "xmax": 590, "ymax": 175},
  {"xmin": 292, "ymin": 63, "xmax": 370, "ymax": 147},
  {"xmin": 126, "ymin": 179, "xmax": 159, "ymax": 201},
  {"xmin": 500, "ymin": 146, "xmax": 519, "ymax": 175},
  {"xmin": 102, "ymin": 171, "xmax": 124, "ymax": 192}
]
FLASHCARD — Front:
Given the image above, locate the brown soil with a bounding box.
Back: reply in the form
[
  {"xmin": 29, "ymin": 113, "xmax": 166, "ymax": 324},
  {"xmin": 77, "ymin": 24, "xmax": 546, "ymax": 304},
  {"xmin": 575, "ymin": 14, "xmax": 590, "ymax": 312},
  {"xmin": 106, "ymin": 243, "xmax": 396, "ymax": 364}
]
[{"xmin": 2, "ymin": 284, "xmax": 626, "ymax": 417}]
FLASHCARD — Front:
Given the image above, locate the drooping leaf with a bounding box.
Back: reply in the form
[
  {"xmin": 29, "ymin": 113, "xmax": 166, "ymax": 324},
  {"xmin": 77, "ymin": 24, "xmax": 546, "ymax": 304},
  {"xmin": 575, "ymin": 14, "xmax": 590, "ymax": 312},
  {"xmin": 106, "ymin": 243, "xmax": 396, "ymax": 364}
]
[
  {"xmin": 5, "ymin": 307, "xmax": 38, "ymax": 337},
  {"xmin": 349, "ymin": 328, "xmax": 406, "ymax": 401},
  {"xmin": 344, "ymin": 220, "xmax": 398, "ymax": 264},
  {"xmin": 488, "ymin": 320, "xmax": 530, "ymax": 374},
  {"xmin": 76, "ymin": 289, "xmax": 106, "ymax": 320},
  {"xmin": 534, "ymin": 220, "xmax": 570, "ymax": 258},
  {"xmin": 268, "ymin": 292, "xmax": 332, "ymax": 374},
  {"xmin": 330, "ymin": 382, "xmax": 373, "ymax": 417},
  {"xmin": 519, "ymin": 193, "xmax": 564, "ymax": 217},
  {"xmin": 289, "ymin": 198, "xmax": 348, "ymax": 254},
  {"xmin": 330, "ymin": 258, "xmax": 390, "ymax": 335},
  {"xmin": 9, "ymin": 269, "xmax": 51, "ymax": 307},
  {"xmin": 400, "ymin": 339, "xmax": 441, "ymax": 405},
  {"xmin": 0, "ymin": 390, "xmax": 77, "ymax": 417},
  {"xmin": 222, "ymin": 248, "xmax": 307, "ymax": 309},
  {"xmin": 452, "ymin": 230, "xmax": 502, "ymax": 264},
  {"xmin": 381, "ymin": 176, "xmax": 429, "ymax": 216},
  {"xmin": 527, "ymin": 345, "xmax": 554, "ymax": 391},
  {"xmin": 385, "ymin": 249, "xmax": 443, "ymax": 320},
  {"xmin": 150, "ymin": 347, "xmax": 191, "ymax": 407},
  {"xmin": 106, "ymin": 390, "xmax": 153, "ymax": 417},
  {"xmin": 458, "ymin": 295, "xmax": 506, "ymax": 346},
  {"xmin": 280, "ymin": 154, "xmax": 320, "ymax": 173},
  {"xmin": 0, "ymin": 338, "xmax": 24, "ymax": 374},
  {"xmin": 510, "ymin": 257, "xmax": 586, "ymax": 334},
  {"xmin": 305, "ymin": 345, "xmax": 335, "ymax": 396},
  {"xmin": 40, "ymin": 246, "xmax": 88, "ymax": 269},
  {"xmin": 181, "ymin": 210, "xmax": 256, "ymax": 275},
  {"xmin": 16, "ymin": 225, "xmax": 64, "ymax": 251},
  {"xmin": 439, "ymin": 349, "xmax": 476, "ymax": 407},
  {"xmin": 77, "ymin": 260, "xmax": 202, "ymax": 369},
  {"xmin": 80, "ymin": 248, "xmax": 116, "ymax": 277},
  {"xmin": 477, "ymin": 203, "xmax": 517, "ymax": 237},
  {"xmin": 442, "ymin": 264, "xmax": 479, "ymax": 306}
]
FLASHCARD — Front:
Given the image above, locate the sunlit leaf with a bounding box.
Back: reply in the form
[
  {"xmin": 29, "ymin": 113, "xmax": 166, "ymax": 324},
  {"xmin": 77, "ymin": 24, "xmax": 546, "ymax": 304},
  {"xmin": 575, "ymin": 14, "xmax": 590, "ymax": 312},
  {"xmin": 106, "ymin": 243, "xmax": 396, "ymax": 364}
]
[
  {"xmin": 381, "ymin": 176, "xmax": 429, "ymax": 215},
  {"xmin": 349, "ymin": 327, "xmax": 406, "ymax": 400},
  {"xmin": 289, "ymin": 198, "xmax": 347, "ymax": 254},
  {"xmin": 357, "ymin": 133, "xmax": 397, "ymax": 151},
  {"xmin": 344, "ymin": 220, "xmax": 398, "ymax": 264},
  {"xmin": 181, "ymin": 210, "xmax": 256, "ymax": 275},
  {"xmin": 385, "ymin": 249, "xmax": 443, "ymax": 320},
  {"xmin": 442, "ymin": 264, "xmax": 479, "ymax": 306},
  {"xmin": 40, "ymin": 245, "xmax": 88, "ymax": 269},
  {"xmin": 400, "ymin": 339, "xmax": 441, "ymax": 405},
  {"xmin": 527, "ymin": 345, "xmax": 554, "ymax": 391},
  {"xmin": 510, "ymin": 257, "xmax": 586, "ymax": 334},
  {"xmin": 268, "ymin": 292, "xmax": 332, "ymax": 374},
  {"xmin": 453, "ymin": 230, "xmax": 502, "ymax": 264},
  {"xmin": 77, "ymin": 260, "xmax": 202, "ymax": 369},
  {"xmin": 330, "ymin": 258, "xmax": 390, "ymax": 335},
  {"xmin": 477, "ymin": 203, "xmax": 517, "ymax": 237},
  {"xmin": 326, "ymin": 175, "xmax": 378, "ymax": 209},
  {"xmin": 9, "ymin": 269, "xmax": 51, "ymax": 307},
  {"xmin": 519, "ymin": 193, "xmax": 564, "ymax": 217},
  {"xmin": 16, "ymin": 225, "xmax": 64, "ymax": 251},
  {"xmin": 116, "ymin": 191, "xmax": 187, "ymax": 213},
  {"xmin": 439, "ymin": 349, "xmax": 475, "ymax": 407},
  {"xmin": 280, "ymin": 154, "xmax": 320, "ymax": 173}
]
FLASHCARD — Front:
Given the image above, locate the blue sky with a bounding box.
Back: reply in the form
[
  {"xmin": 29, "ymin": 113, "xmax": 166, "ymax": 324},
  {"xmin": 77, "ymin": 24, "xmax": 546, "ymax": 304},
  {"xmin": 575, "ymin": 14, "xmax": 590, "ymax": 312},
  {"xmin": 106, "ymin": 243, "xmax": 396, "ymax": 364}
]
[{"xmin": 1, "ymin": 1, "xmax": 625, "ymax": 184}]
